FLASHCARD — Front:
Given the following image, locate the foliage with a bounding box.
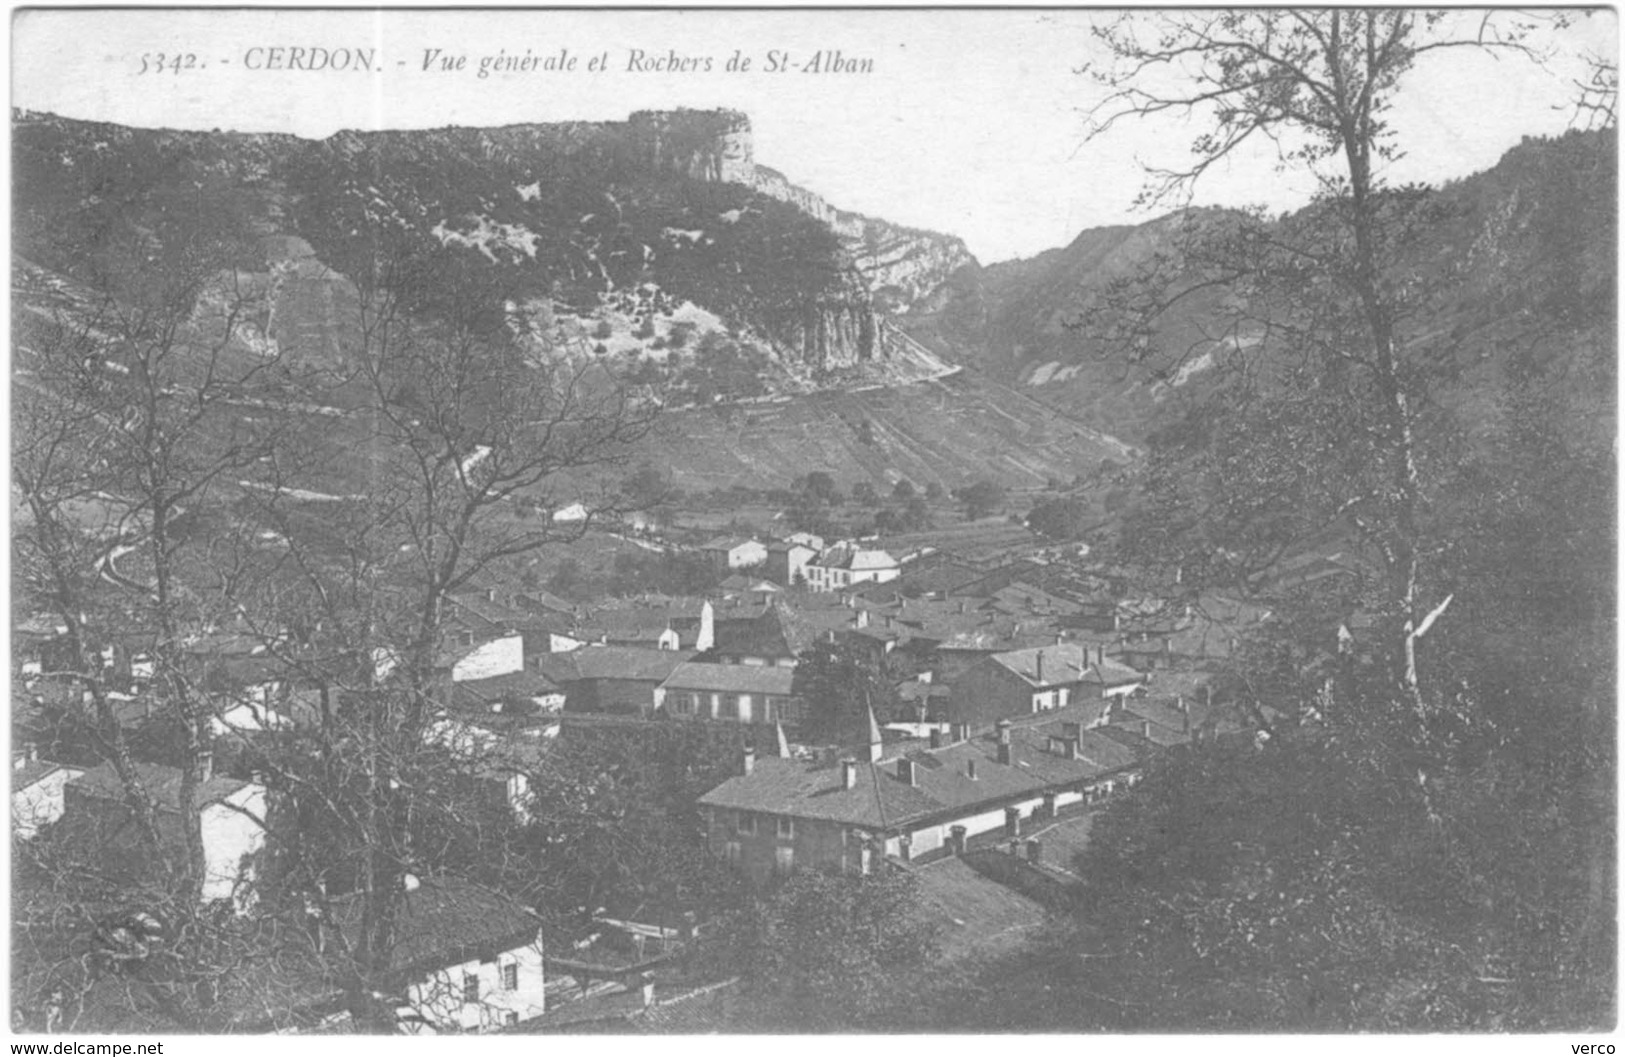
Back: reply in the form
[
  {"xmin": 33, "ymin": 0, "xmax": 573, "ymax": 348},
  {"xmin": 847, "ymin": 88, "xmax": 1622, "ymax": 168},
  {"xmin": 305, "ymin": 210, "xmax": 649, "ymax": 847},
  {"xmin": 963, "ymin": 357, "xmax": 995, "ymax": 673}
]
[
  {"xmin": 501, "ymin": 724, "xmax": 750, "ymax": 934},
  {"xmin": 790, "ymin": 640, "xmax": 901, "ymax": 744},
  {"xmin": 608, "ymin": 549, "xmax": 723, "ymax": 597},
  {"xmin": 733, "ymin": 868, "xmax": 939, "ymax": 1030},
  {"xmin": 620, "ymin": 462, "xmax": 672, "ymax": 511},
  {"xmin": 873, "ymin": 496, "xmax": 933, "ymax": 536},
  {"xmin": 1022, "ymin": 10, "xmax": 1622, "ymax": 1032},
  {"xmin": 678, "ymin": 330, "xmax": 772, "ymax": 404},
  {"xmin": 1026, "ymin": 495, "xmax": 1095, "ymax": 541},
  {"xmin": 954, "ymin": 479, "xmax": 1008, "ymax": 520}
]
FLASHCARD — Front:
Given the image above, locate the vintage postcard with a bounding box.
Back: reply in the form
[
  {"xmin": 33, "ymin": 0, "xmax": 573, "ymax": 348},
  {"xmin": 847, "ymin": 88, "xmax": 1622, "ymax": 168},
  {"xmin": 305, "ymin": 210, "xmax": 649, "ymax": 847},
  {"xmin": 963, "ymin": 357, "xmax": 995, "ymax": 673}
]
[{"xmin": 10, "ymin": 6, "xmax": 1617, "ymax": 1042}]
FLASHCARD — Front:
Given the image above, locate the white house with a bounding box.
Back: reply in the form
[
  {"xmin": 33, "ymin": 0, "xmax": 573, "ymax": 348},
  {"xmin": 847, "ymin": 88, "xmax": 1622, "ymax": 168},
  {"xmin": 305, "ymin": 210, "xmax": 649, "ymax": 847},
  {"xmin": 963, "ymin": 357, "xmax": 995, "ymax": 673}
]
[
  {"xmin": 448, "ymin": 633, "xmax": 525, "ymax": 682},
  {"xmin": 326, "ymin": 878, "xmax": 547, "ymax": 1033},
  {"xmin": 803, "ymin": 546, "xmax": 901, "ymax": 593},
  {"xmin": 12, "ymin": 746, "xmax": 84, "ymax": 840},
  {"xmin": 64, "ymin": 759, "xmax": 267, "ymax": 906},
  {"xmin": 700, "ymin": 536, "xmax": 768, "ymax": 572}
]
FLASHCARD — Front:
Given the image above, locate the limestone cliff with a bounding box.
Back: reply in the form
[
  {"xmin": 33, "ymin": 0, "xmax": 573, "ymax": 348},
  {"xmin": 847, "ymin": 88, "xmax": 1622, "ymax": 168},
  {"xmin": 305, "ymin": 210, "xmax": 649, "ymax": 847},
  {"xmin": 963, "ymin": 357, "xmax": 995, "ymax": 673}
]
[
  {"xmin": 620, "ymin": 109, "xmax": 974, "ymax": 369},
  {"xmin": 627, "ymin": 109, "xmax": 754, "ymax": 183}
]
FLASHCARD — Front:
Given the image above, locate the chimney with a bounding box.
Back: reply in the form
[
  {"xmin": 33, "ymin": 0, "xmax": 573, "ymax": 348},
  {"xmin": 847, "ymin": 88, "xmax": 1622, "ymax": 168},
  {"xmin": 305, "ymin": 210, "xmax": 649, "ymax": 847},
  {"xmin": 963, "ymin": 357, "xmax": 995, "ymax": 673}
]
[
  {"xmin": 866, "ymin": 705, "xmax": 884, "ymax": 763},
  {"xmin": 966, "ymin": 759, "xmax": 978, "ymax": 780},
  {"xmin": 486, "ymin": 587, "xmax": 497, "ymax": 602},
  {"xmin": 841, "ymin": 758, "xmax": 858, "ymax": 790},
  {"xmin": 1036, "ymin": 651, "xmax": 1045, "ymax": 684},
  {"xmin": 1176, "ymin": 694, "xmax": 1187, "ymax": 714},
  {"xmin": 197, "ymin": 751, "xmax": 213, "ymax": 783},
  {"xmin": 741, "ymin": 746, "xmax": 755, "ymax": 777},
  {"xmin": 1164, "ymin": 636, "xmax": 1173, "ymax": 658},
  {"xmin": 1063, "ymin": 737, "xmax": 1080, "ymax": 760},
  {"xmin": 997, "ymin": 741, "xmax": 1012, "ymax": 766},
  {"xmin": 929, "ymin": 729, "xmax": 943, "ymax": 750},
  {"xmin": 638, "ymin": 971, "xmax": 657, "ymax": 1010},
  {"xmin": 1140, "ymin": 720, "xmax": 1152, "ymax": 740},
  {"xmin": 1055, "ymin": 633, "xmax": 1064, "ymax": 646},
  {"xmin": 959, "ymin": 600, "xmax": 967, "ymax": 614},
  {"xmin": 896, "ymin": 758, "xmax": 916, "ymax": 786}
]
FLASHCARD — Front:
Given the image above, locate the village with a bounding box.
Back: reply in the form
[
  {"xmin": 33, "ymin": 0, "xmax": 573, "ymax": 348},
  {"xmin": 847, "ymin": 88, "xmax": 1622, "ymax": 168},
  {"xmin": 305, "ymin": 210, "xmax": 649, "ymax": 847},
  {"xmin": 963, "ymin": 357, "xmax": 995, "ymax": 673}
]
[
  {"xmin": 12, "ymin": 6, "xmax": 1613, "ymax": 1037},
  {"xmin": 13, "ymin": 489, "xmax": 1321, "ymax": 1032}
]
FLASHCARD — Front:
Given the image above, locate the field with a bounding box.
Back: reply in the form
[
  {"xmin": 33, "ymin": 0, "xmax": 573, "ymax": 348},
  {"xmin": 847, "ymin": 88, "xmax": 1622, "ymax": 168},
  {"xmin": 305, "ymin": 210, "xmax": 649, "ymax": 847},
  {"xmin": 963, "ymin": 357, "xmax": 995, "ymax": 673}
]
[{"xmin": 632, "ymin": 370, "xmax": 1134, "ymax": 495}]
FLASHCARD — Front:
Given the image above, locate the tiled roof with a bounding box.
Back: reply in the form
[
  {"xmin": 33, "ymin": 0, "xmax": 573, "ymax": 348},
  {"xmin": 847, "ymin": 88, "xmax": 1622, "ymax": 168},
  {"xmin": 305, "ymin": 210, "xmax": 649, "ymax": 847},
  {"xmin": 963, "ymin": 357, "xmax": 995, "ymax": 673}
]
[
  {"xmin": 448, "ymin": 593, "xmax": 530, "ymax": 632},
  {"xmin": 989, "ymin": 644, "xmax": 1091, "ymax": 688},
  {"xmin": 1088, "ymin": 656, "xmax": 1147, "ymax": 688},
  {"xmin": 631, "ymin": 977, "xmax": 741, "ymax": 1033},
  {"xmin": 717, "ymin": 574, "xmax": 780, "ymax": 592},
  {"xmin": 580, "ymin": 610, "xmax": 676, "ymax": 641},
  {"xmin": 813, "ymin": 546, "xmax": 898, "ymax": 571},
  {"xmin": 915, "ymin": 855, "xmax": 1046, "ymax": 962},
  {"xmin": 451, "ymin": 669, "xmax": 562, "ymax": 703},
  {"xmin": 1109, "ymin": 710, "xmax": 1190, "ymax": 747},
  {"xmin": 68, "ymin": 761, "xmax": 253, "ymax": 813},
  {"xmin": 328, "ymin": 878, "xmax": 541, "ymax": 978},
  {"xmin": 699, "ymin": 720, "xmax": 1143, "ymax": 830},
  {"xmin": 985, "ymin": 582, "xmax": 1086, "ymax": 618},
  {"xmin": 661, "ymin": 662, "xmax": 795, "ymax": 696},
  {"xmin": 542, "ymin": 646, "xmax": 693, "ymax": 683},
  {"xmin": 711, "ymin": 608, "xmax": 801, "ymax": 659},
  {"xmin": 518, "ymin": 589, "xmax": 579, "ymax": 617}
]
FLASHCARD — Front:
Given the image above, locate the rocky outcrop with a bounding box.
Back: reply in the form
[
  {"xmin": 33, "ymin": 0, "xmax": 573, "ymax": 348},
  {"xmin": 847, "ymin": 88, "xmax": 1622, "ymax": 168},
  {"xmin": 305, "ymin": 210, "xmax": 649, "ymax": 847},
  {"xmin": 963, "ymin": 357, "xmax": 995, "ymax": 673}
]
[
  {"xmin": 850, "ymin": 223, "xmax": 977, "ymax": 312},
  {"xmin": 788, "ymin": 284, "xmax": 879, "ymax": 370},
  {"xmin": 622, "ymin": 111, "xmax": 976, "ymax": 323},
  {"xmin": 628, "ymin": 109, "xmax": 754, "ymax": 184}
]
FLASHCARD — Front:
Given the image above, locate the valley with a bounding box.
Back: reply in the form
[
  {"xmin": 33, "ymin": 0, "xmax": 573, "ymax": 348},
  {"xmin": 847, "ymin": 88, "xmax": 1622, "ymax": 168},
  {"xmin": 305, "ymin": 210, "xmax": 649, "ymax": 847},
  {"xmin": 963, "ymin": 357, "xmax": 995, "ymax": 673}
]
[{"xmin": 10, "ymin": 44, "xmax": 1615, "ymax": 1036}]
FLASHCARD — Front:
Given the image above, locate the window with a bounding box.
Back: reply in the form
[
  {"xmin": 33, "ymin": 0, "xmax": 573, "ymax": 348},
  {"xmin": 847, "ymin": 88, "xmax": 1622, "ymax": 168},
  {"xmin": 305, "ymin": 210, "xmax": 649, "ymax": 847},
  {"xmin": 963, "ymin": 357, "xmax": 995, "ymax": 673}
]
[
  {"xmin": 725, "ymin": 841, "xmax": 742, "ymax": 866},
  {"xmin": 462, "ymin": 972, "xmax": 480, "ymax": 1003},
  {"xmin": 501, "ymin": 962, "xmax": 519, "ymax": 991},
  {"xmin": 736, "ymin": 811, "xmax": 756, "ymax": 836},
  {"xmin": 774, "ymin": 845, "xmax": 794, "ymax": 876},
  {"xmin": 776, "ymin": 815, "xmax": 795, "ymax": 840},
  {"xmin": 504, "ymin": 1011, "xmax": 519, "ymax": 1027}
]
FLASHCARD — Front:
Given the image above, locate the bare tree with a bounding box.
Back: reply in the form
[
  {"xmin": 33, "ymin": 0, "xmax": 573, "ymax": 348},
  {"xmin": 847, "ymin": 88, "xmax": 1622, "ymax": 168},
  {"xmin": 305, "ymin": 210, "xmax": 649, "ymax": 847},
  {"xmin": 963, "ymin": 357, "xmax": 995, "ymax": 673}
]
[
  {"xmin": 14, "ymin": 204, "xmax": 290, "ymax": 896},
  {"xmin": 231, "ymin": 251, "xmax": 657, "ymax": 1027},
  {"xmin": 1076, "ymin": 10, "xmax": 1560, "ymax": 806}
]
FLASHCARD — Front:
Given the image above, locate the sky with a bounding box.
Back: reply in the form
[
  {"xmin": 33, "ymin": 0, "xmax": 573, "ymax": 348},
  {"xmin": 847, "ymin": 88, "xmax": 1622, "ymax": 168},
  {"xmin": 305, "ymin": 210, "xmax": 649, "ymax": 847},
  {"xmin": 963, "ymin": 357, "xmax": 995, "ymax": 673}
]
[{"xmin": 12, "ymin": 8, "xmax": 1618, "ymax": 262}]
